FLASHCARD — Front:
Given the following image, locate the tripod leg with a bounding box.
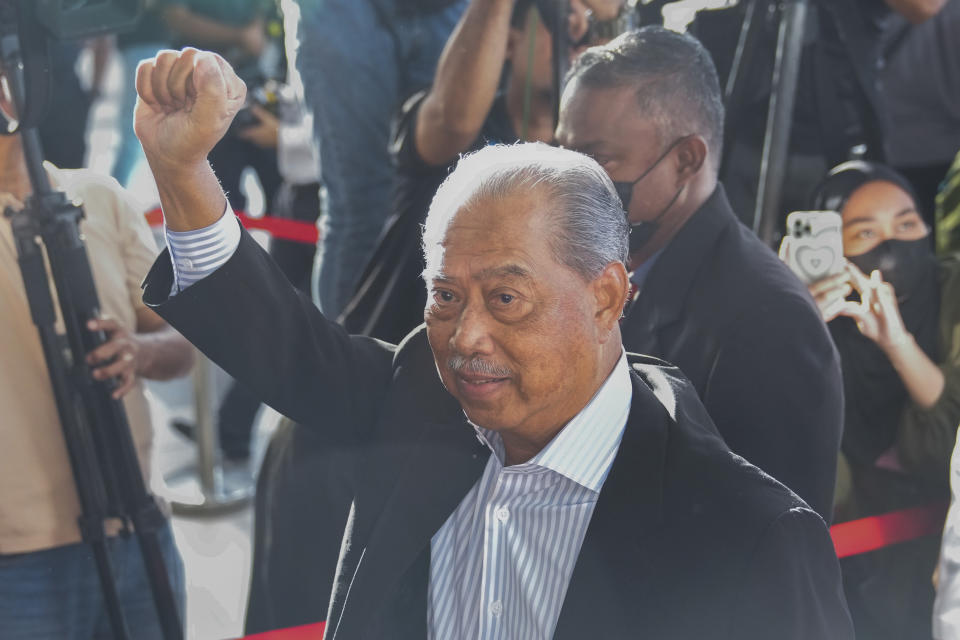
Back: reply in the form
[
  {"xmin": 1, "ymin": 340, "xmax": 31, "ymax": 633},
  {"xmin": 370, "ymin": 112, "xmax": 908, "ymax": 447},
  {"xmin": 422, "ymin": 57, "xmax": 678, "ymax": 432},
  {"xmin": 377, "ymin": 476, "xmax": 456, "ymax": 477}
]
[
  {"xmin": 87, "ymin": 530, "xmax": 131, "ymax": 640},
  {"xmin": 10, "ymin": 211, "xmax": 132, "ymax": 640},
  {"xmin": 40, "ymin": 211, "xmax": 185, "ymax": 640},
  {"xmin": 131, "ymin": 506, "xmax": 186, "ymax": 640},
  {"xmin": 752, "ymin": 0, "xmax": 810, "ymax": 243}
]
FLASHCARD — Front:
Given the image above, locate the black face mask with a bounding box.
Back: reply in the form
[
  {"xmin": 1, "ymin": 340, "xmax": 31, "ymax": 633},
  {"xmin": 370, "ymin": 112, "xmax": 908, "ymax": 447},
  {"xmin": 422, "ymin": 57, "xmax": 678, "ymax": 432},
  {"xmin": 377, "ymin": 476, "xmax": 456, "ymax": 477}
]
[
  {"xmin": 847, "ymin": 237, "xmax": 936, "ymax": 301},
  {"xmin": 613, "ymin": 136, "xmax": 689, "ymax": 254}
]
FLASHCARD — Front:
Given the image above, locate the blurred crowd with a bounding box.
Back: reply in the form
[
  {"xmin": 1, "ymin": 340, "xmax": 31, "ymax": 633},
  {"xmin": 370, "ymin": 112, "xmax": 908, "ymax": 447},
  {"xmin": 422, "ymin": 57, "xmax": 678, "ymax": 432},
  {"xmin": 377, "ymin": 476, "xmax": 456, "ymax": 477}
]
[{"xmin": 6, "ymin": 0, "xmax": 960, "ymax": 638}]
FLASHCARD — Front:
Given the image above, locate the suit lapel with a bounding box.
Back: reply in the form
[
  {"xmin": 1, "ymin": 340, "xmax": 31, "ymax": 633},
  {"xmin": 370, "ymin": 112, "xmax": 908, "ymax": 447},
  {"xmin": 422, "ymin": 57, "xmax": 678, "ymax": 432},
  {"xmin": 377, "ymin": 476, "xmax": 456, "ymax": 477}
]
[
  {"xmin": 553, "ymin": 373, "xmax": 672, "ymax": 639},
  {"xmin": 622, "ymin": 185, "xmax": 735, "ymax": 353},
  {"xmin": 333, "ymin": 411, "xmax": 490, "ymax": 638}
]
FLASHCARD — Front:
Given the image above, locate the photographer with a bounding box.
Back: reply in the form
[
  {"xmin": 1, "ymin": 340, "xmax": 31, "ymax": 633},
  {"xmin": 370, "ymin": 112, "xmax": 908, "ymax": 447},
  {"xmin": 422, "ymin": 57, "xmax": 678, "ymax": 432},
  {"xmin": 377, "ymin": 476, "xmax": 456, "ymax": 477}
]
[
  {"xmin": 342, "ymin": 0, "xmax": 622, "ymax": 342},
  {"xmin": 800, "ymin": 160, "xmax": 960, "ymax": 639},
  {"xmin": 0, "ymin": 127, "xmax": 194, "ymax": 636},
  {"xmin": 880, "ymin": 0, "xmax": 960, "ymax": 227},
  {"xmin": 294, "ymin": 0, "xmax": 469, "ymax": 318},
  {"xmin": 708, "ymin": 0, "xmax": 948, "ymax": 225}
]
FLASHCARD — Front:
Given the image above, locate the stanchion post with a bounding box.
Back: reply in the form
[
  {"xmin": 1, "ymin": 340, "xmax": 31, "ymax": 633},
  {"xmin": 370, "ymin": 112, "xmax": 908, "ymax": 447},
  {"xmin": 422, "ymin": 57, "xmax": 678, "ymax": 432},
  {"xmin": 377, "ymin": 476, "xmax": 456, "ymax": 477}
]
[{"xmin": 165, "ymin": 351, "xmax": 254, "ymax": 517}]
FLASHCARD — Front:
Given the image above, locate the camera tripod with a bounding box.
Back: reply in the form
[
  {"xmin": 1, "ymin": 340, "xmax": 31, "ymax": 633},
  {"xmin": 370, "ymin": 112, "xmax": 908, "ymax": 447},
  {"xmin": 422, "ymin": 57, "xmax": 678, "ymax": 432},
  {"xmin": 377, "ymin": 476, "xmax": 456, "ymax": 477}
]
[{"xmin": 1, "ymin": 1, "xmax": 182, "ymax": 638}]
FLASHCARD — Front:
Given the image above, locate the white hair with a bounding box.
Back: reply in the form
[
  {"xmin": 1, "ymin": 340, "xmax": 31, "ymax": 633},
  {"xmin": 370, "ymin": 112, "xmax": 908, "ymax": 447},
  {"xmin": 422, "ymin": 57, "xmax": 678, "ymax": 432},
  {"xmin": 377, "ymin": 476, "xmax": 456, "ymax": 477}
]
[{"xmin": 421, "ymin": 142, "xmax": 629, "ymax": 283}]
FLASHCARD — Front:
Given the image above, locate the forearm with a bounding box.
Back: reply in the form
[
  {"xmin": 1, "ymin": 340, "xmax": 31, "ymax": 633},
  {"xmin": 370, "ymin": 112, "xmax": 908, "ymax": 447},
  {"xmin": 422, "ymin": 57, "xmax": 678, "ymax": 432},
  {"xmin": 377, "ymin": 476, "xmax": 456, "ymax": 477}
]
[
  {"xmin": 148, "ymin": 158, "xmax": 228, "ymax": 232},
  {"xmin": 135, "ymin": 326, "xmax": 195, "ymax": 380},
  {"xmin": 416, "ymin": 0, "xmax": 515, "ymax": 165},
  {"xmin": 896, "ymin": 361, "xmax": 960, "ymax": 479},
  {"xmin": 164, "ymin": 7, "xmax": 250, "ymax": 48},
  {"xmin": 885, "ymin": 0, "xmax": 946, "ymax": 22},
  {"xmin": 885, "ymin": 336, "xmax": 946, "ymax": 408}
]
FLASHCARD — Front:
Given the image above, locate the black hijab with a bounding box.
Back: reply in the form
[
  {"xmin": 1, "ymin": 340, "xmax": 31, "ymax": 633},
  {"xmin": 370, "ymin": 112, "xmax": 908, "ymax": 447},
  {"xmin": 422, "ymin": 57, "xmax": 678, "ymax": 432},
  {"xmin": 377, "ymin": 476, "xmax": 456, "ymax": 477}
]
[{"xmin": 811, "ymin": 161, "xmax": 941, "ymax": 466}]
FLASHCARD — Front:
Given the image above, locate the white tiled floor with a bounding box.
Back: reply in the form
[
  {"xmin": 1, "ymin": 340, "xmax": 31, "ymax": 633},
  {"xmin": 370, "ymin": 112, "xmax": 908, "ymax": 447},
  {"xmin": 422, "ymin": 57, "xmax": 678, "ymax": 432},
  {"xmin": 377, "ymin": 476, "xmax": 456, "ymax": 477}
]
[{"xmin": 145, "ymin": 373, "xmax": 274, "ymax": 640}]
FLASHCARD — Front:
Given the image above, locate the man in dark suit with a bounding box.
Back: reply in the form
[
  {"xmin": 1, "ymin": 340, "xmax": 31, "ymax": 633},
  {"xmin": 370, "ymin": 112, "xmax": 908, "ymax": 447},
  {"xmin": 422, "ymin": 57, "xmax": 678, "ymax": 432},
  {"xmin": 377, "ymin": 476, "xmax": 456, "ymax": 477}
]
[
  {"xmin": 556, "ymin": 27, "xmax": 844, "ymax": 519},
  {"xmin": 133, "ymin": 48, "xmax": 852, "ymax": 638}
]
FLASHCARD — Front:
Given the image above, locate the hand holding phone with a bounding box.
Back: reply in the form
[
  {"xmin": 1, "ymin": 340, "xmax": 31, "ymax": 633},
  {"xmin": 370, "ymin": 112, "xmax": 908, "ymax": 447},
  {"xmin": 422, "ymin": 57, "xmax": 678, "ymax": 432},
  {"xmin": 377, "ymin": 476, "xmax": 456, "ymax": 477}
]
[{"xmin": 779, "ymin": 211, "xmax": 845, "ymax": 285}]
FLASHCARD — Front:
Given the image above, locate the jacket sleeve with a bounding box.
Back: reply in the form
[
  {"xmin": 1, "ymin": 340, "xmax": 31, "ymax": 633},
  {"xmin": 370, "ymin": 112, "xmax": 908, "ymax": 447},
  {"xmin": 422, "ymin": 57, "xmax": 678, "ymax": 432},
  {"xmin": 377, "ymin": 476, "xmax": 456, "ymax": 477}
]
[
  {"xmin": 896, "ymin": 353, "xmax": 960, "ymax": 485},
  {"xmin": 703, "ymin": 294, "xmax": 844, "ymax": 521},
  {"xmin": 730, "ymin": 507, "xmax": 855, "ymax": 640},
  {"xmin": 142, "ymin": 228, "xmax": 396, "ymax": 437},
  {"xmin": 897, "ymin": 259, "xmax": 960, "ymax": 484}
]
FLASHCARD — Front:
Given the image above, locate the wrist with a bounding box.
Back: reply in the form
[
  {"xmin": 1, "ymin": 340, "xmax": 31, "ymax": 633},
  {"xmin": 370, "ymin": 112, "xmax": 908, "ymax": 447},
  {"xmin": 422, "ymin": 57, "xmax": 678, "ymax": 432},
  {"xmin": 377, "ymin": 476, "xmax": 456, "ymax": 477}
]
[
  {"xmin": 144, "ymin": 153, "xmax": 210, "ymax": 181},
  {"xmin": 148, "ymin": 158, "xmax": 228, "ymax": 231},
  {"xmin": 881, "ymin": 331, "xmax": 916, "ymax": 359},
  {"xmin": 132, "ymin": 334, "xmax": 152, "ymax": 377}
]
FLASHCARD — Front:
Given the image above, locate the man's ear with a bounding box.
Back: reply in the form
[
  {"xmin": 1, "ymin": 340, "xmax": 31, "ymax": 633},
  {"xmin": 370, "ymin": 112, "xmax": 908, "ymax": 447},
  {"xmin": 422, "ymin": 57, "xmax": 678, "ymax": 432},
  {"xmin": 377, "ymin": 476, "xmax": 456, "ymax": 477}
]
[
  {"xmin": 593, "ymin": 261, "xmax": 630, "ymax": 340},
  {"xmin": 674, "ymin": 135, "xmax": 708, "ymax": 186}
]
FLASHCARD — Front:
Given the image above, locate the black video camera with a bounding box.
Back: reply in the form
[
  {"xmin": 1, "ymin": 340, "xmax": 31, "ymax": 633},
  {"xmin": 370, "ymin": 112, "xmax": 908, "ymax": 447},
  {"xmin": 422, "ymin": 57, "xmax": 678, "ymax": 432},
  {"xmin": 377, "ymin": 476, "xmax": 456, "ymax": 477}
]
[{"xmin": 0, "ymin": 0, "xmax": 142, "ymax": 130}]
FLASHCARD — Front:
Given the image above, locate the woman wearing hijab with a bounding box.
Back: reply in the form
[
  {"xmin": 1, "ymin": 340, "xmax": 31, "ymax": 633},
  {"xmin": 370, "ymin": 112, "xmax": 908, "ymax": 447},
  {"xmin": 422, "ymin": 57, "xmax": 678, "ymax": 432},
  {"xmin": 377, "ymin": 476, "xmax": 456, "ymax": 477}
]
[{"xmin": 804, "ymin": 160, "xmax": 960, "ymax": 640}]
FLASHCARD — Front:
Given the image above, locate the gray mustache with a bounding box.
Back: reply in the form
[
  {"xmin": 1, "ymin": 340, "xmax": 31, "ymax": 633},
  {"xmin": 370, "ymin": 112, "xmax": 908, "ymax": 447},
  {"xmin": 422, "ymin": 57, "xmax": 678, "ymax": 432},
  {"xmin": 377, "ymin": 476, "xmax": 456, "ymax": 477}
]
[{"xmin": 447, "ymin": 355, "xmax": 512, "ymax": 378}]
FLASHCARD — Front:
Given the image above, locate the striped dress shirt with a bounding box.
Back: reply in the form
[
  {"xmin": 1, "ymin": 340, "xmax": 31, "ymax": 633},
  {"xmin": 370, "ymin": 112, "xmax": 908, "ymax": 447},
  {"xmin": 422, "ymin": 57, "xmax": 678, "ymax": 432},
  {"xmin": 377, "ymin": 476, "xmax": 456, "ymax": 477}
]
[
  {"xmin": 164, "ymin": 203, "xmax": 240, "ymax": 293},
  {"xmin": 429, "ymin": 355, "xmax": 632, "ymax": 640},
  {"xmin": 164, "ymin": 210, "xmax": 634, "ymax": 639}
]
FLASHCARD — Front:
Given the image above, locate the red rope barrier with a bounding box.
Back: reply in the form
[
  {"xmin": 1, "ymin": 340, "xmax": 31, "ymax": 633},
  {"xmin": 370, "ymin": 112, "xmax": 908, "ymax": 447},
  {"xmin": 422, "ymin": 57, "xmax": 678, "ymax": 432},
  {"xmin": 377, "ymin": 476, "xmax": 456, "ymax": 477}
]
[
  {"xmin": 831, "ymin": 502, "xmax": 948, "ymax": 559},
  {"xmin": 240, "ymin": 622, "xmax": 325, "ymax": 640},
  {"xmin": 145, "ymin": 208, "xmax": 319, "ymax": 245},
  {"xmin": 235, "ymin": 505, "xmax": 949, "ymax": 638}
]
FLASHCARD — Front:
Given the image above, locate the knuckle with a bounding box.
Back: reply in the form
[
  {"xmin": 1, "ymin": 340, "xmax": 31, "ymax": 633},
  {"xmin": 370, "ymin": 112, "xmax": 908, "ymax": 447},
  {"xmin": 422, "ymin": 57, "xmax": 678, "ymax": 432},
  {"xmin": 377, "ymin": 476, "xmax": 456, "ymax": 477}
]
[{"xmin": 155, "ymin": 49, "xmax": 179, "ymax": 64}]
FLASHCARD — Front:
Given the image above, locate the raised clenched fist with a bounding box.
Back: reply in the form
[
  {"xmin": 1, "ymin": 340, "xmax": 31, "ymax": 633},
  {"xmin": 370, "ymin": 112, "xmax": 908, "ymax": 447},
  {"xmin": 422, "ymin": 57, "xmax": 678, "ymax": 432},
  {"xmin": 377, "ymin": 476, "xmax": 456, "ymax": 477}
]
[{"xmin": 133, "ymin": 48, "xmax": 246, "ymax": 174}]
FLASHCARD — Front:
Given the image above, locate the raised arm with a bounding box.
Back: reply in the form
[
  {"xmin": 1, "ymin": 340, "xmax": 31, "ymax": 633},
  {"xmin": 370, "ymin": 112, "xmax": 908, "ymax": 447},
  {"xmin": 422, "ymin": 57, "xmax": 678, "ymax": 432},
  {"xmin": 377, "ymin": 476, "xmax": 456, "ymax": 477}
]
[
  {"xmin": 414, "ymin": 0, "xmax": 516, "ymax": 166},
  {"xmin": 134, "ymin": 48, "xmax": 242, "ymax": 232},
  {"xmin": 133, "ymin": 48, "xmax": 395, "ymax": 430}
]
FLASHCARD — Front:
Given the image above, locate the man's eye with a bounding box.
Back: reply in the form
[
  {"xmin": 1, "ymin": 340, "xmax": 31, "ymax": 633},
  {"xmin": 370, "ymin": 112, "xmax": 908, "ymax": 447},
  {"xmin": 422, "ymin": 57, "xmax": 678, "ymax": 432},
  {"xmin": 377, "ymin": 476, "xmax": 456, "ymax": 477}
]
[
  {"xmin": 434, "ymin": 290, "xmax": 455, "ymax": 304},
  {"xmin": 497, "ymin": 293, "xmax": 515, "ymax": 305},
  {"xmin": 855, "ymin": 229, "xmax": 875, "ymax": 240}
]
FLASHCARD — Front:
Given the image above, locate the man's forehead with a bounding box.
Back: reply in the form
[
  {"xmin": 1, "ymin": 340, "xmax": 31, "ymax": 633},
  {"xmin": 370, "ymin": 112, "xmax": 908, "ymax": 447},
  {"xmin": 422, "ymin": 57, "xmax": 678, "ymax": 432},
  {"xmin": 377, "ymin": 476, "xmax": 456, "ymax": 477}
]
[
  {"xmin": 449, "ymin": 187, "xmax": 549, "ymax": 229},
  {"xmin": 430, "ymin": 194, "xmax": 553, "ymax": 278},
  {"xmin": 558, "ymin": 84, "xmax": 652, "ymax": 148},
  {"xmin": 433, "ymin": 262, "xmax": 535, "ymax": 284}
]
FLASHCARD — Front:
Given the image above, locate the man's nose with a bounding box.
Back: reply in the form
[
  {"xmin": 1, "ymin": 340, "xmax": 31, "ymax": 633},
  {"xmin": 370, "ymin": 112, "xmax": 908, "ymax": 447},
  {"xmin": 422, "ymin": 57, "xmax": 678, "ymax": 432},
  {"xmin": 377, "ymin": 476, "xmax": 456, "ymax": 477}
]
[{"xmin": 450, "ymin": 302, "xmax": 496, "ymax": 357}]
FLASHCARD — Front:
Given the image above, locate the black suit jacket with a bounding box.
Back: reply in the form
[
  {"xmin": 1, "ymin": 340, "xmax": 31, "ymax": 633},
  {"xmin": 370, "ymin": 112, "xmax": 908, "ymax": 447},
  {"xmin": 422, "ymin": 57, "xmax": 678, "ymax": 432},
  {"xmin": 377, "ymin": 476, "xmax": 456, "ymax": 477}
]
[
  {"xmin": 143, "ymin": 229, "xmax": 853, "ymax": 639},
  {"xmin": 623, "ymin": 185, "xmax": 844, "ymax": 519}
]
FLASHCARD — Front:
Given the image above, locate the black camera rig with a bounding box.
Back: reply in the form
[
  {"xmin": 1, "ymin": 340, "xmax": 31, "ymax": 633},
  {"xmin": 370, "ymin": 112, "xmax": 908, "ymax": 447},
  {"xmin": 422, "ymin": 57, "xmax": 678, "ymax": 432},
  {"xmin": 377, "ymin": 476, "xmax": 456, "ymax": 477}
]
[{"xmin": 0, "ymin": 1, "xmax": 182, "ymax": 639}]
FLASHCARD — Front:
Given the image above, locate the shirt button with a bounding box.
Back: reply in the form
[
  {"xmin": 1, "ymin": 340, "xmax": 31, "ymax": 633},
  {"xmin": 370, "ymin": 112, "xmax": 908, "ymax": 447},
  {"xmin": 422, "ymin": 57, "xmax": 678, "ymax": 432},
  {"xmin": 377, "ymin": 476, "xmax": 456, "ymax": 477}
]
[
  {"xmin": 489, "ymin": 600, "xmax": 503, "ymax": 617},
  {"xmin": 495, "ymin": 507, "xmax": 510, "ymax": 523},
  {"xmin": 183, "ymin": 258, "xmax": 194, "ymax": 269}
]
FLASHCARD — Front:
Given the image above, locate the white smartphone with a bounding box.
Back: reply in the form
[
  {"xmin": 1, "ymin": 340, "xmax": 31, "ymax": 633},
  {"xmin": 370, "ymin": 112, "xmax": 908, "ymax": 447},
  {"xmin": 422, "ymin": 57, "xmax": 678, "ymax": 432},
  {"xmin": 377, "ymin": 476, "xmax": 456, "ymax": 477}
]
[{"xmin": 781, "ymin": 211, "xmax": 845, "ymax": 285}]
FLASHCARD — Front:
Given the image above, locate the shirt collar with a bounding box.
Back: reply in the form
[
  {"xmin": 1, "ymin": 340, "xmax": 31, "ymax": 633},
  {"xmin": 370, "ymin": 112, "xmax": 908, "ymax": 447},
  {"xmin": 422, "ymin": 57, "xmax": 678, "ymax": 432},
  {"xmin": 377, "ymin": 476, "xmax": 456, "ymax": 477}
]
[
  {"xmin": 629, "ymin": 247, "xmax": 665, "ymax": 290},
  {"xmin": 471, "ymin": 352, "xmax": 633, "ymax": 493}
]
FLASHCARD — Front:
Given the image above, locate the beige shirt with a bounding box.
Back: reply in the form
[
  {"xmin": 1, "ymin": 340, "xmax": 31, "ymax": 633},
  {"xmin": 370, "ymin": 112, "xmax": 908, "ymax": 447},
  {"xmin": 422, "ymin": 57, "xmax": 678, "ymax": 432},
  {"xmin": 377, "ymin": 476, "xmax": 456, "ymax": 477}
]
[{"xmin": 0, "ymin": 167, "xmax": 158, "ymax": 554}]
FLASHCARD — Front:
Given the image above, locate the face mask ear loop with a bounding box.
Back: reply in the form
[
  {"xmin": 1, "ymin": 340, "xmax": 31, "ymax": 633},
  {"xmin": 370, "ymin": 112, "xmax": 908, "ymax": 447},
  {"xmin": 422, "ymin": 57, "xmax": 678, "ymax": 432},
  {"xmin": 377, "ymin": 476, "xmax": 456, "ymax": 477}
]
[{"xmin": 520, "ymin": 8, "xmax": 539, "ymax": 142}]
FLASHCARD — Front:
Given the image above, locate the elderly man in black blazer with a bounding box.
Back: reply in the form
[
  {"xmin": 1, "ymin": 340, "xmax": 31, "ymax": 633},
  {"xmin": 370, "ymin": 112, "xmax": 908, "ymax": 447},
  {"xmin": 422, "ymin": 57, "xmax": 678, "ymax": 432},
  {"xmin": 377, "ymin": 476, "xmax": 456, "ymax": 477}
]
[
  {"xmin": 133, "ymin": 48, "xmax": 852, "ymax": 639},
  {"xmin": 557, "ymin": 27, "xmax": 844, "ymax": 519}
]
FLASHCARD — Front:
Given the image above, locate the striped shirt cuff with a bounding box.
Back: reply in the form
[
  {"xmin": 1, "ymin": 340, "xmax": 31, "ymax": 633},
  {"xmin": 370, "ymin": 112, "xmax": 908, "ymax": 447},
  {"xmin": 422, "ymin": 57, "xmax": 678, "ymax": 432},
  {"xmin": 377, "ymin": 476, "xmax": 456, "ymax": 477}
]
[{"xmin": 165, "ymin": 202, "xmax": 241, "ymax": 294}]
